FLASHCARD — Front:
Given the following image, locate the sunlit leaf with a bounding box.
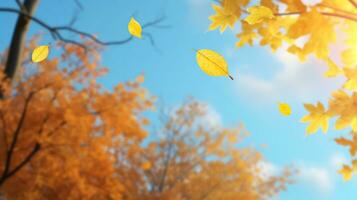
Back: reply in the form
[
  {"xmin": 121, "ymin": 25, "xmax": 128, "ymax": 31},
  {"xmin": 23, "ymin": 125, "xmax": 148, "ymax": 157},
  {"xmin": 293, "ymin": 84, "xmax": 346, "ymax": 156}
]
[
  {"xmin": 31, "ymin": 45, "xmax": 49, "ymax": 63},
  {"xmin": 278, "ymin": 102, "xmax": 291, "ymax": 116},
  {"xmin": 128, "ymin": 17, "xmax": 142, "ymax": 38},
  {"xmin": 196, "ymin": 49, "xmax": 233, "ymax": 80},
  {"xmin": 300, "ymin": 102, "xmax": 329, "ymax": 134},
  {"xmin": 244, "ymin": 6, "xmax": 274, "ymax": 25},
  {"xmin": 209, "ymin": 4, "xmax": 237, "ymax": 33}
]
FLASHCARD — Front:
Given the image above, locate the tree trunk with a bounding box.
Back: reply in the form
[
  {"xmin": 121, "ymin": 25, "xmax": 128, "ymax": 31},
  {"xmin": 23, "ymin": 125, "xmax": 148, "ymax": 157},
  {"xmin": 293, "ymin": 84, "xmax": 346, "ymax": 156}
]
[{"xmin": 4, "ymin": 0, "xmax": 40, "ymax": 83}]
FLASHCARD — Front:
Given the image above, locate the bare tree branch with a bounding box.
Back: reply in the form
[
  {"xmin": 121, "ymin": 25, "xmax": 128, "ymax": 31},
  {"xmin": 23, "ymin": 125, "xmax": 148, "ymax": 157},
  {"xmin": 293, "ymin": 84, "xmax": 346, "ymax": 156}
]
[
  {"xmin": 15, "ymin": 0, "xmax": 26, "ymax": 12},
  {"xmin": 1, "ymin": 0, "xmax": 40, "ymax": 88},
  {"xmin": 0, "ymin": 143, "xmax": 40, "ymax": 186},
  {"xmin": 0, "ymin": 91, "xmax": 34, "ymax": 186},
  {"xmin": 73, "ymin": 0, "xmax": 83, "ymax": 10},
  {"xmin": 272, "ymin": 10, "xmax": 357, "ymax": 22},
  {"xmin": 0, "ymin": 7, "xmax": 167, "ymax": 50}
]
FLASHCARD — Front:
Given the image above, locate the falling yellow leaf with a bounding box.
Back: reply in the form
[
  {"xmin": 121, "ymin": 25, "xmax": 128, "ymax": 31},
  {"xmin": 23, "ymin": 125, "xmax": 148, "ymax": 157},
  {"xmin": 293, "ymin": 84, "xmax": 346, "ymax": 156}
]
[
  {"xmin": 31, "ymin": 45, "xmax": 49, "ymax": 63},
  {"xmin": 244, "ymin": 6, "xmax": 275, "ymax": 25},
  {"xmin": 128, "ymin": 17, "xmax": 142, "ymax": 38},
  {"xmin": 278, "ymin": 102, "xmax": 292, "ymax": 116},
  {"xmin": 141, "ymin": 161, "xmax": 151, "ymax": 170},
  {"xmin": 196, "ymin": 49, "xmax": 233, "ymax": 80}
]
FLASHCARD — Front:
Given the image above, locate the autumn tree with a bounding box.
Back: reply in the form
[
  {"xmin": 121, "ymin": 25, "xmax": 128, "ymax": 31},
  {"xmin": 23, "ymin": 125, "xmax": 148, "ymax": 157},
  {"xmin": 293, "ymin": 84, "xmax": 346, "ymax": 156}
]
[
  {"xmin": 0, "ymin": 0, "xmax": 164, "ymax": 190},
  {"xmin": 115, "ymin": 100, "xmax": 292, "ymax": 200},
  {"xmin": 208, "ymin": 0, "xmax": 357, "ymax": 180},
  {"xmin": 0, "ymin": 36, "xmax": 155, "ymax": 199}
]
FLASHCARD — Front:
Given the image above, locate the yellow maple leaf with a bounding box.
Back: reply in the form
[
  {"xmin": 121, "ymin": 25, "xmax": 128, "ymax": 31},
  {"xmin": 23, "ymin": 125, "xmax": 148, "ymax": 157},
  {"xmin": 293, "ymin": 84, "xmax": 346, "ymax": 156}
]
[
  {"xmin": 128, "ymin": 17, "xmax": 142, "ymax": 38},
  {"xmin": 209, "ymin": 4, "xmax": 237, "ymax": 33},
  {"xmin": 300, "ymin": 102, "xmax": 329, "ymax": 134},
  {"xmin": 32, "ymin": 45, "xmax": 50, "ymax": 63},
  {"xmin": 278, "ymin": 102, "xmax": 292, "ymax": 116},
  {"xmin": 196, "ymin": 49, "xmax": 233, "ymax": 80},
  {"xmin": 244, "ymin": 6, "xmax": 275, "ymax": 25}
]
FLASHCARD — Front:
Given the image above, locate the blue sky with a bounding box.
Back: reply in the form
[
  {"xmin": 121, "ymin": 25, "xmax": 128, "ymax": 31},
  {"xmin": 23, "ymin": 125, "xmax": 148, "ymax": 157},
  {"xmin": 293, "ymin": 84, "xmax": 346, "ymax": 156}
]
[{"xmin": 0, "ymin": 0, "xmax": 356, "ymax": 199}]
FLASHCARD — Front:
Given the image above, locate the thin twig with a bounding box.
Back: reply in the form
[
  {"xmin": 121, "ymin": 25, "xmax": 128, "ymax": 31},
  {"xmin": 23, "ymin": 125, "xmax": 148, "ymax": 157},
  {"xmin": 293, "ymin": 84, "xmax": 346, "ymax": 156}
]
[
  {"xmin": 15, "ymin": 0, "xmax": 26, "ymax": 12},
  {"xmin": 0, "ymin": 143, "xmax": 40, "ymax": 184},
  {"xmin": 73, "ymin": 0, "xmax": 83, "ymax": 10},
  {"xmin": 272, "ymin": 10, "xmax": 357, "ymax": 22},
  {"xmin": 0, "ymin": 7, "xmax": 167, "ymax": 50},
  {"xmin": 1, "ymin": 91, "xmax": 34, "ymax": 182}
]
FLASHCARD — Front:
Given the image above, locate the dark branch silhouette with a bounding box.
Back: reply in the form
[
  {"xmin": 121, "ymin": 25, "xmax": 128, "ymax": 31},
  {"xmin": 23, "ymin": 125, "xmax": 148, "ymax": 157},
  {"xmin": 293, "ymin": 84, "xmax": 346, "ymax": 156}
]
[{"xmin": 0, "ymin": 8, "xmax": 167, "ymax": 49}]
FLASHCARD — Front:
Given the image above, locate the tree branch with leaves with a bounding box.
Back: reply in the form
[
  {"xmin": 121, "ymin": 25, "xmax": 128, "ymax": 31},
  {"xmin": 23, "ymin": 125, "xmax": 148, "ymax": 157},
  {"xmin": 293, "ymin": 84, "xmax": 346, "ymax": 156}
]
[{"xmin": 208, "ymin": 0, "xmax": 357, "ymax": 180}]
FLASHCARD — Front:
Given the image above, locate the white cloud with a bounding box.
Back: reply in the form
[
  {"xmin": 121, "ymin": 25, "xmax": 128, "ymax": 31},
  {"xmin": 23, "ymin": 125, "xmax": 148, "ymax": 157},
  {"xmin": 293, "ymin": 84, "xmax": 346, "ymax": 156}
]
[
  {"xmin": 256, "ymin": 160, "xmax": 332, "ymax": 194},
  {"xmin": 236, "ymin": 45, "xmax": 345, "ymax": 104},
  {"xmin": 187, "ymin": 0, "xmax": 212, "ymax": 26},
  {"xmin": 298, "ymin": 164, "xmax": 333, "ymax": 194},
  {"xmin": 197, "ymin": 103, "xmax": 222, "ymax": 129}
]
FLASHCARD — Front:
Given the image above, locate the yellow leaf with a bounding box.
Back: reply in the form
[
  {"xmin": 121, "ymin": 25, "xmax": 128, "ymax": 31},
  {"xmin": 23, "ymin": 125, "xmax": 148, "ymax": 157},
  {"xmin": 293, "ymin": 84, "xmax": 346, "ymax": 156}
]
[
  {"xmin": 324, "ymin": 58, "xmax": 341, "ymax": 77},
  {"xmin": 300, "ymin": 102, "xmax": 329, "ymax": 134},
  {"xmin": 128, "ymin": 17, "xmax": 142, "ymax": 38},
  {"xmin": 196, "ymin": 49, "xmax": 233, "ymax": 80},
  {"xmin": 244, "ymin": 6, "xmax": 275, "ymax": 25},
  {"xmin": 335, "ymin": 117, "xmax": 350, "ymax": 130},
  {"xmin": 278, "ymin": 102, "xmax": 291, "ymax": 116},
  {"xmin": 339, "ymin": 165, "xmax": 353, "ymax": 181},
  {"xmin": 209, "ymin": 4, "xmax": 237, "ymax": 33},
  {"xmin": 32, "ymin": 45, "xmax": 49, "ymax": 63},
  {"xmin": 141, "ymin": 161, "xmax": 151, "ymax": 170}
]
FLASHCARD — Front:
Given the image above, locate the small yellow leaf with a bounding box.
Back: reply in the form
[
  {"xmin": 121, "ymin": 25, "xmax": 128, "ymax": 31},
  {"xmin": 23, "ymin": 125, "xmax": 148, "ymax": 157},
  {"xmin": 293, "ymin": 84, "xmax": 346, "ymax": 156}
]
[
  {"xmin": 196, "ymin": 49, "xmax": 233, "ymax": 80},
  {"xmin": 244, "ymin": 6, "xmax": 275, "ymax": 25},
  {"xmin": 128, "ymin": 17, "xmax": 142, "ymax": 38},
  {"xmin": 32, "ymin": 45, "xmax": 49, "ymax": 63},
  {"xmin": 278, "ymin": 102, "xmax": 291, "ymax": 116}
]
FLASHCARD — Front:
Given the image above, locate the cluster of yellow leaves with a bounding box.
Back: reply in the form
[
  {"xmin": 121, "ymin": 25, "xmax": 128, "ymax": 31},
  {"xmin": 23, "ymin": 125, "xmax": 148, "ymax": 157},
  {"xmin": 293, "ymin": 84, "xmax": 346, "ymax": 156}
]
[
  {"xmin": 208, "ymin": 0, "xmax": 357, "ymax": 180},
  {"xmin": 244, "ymin": 6, "xmax": 275, "ymax": 25},
  {"xmin": 0, "ymin": 37, "xmax": 153, "ymax": 199},
  {"xmin": 335, "ymin": 136, "xmax": 357, "ymax": 180}
]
